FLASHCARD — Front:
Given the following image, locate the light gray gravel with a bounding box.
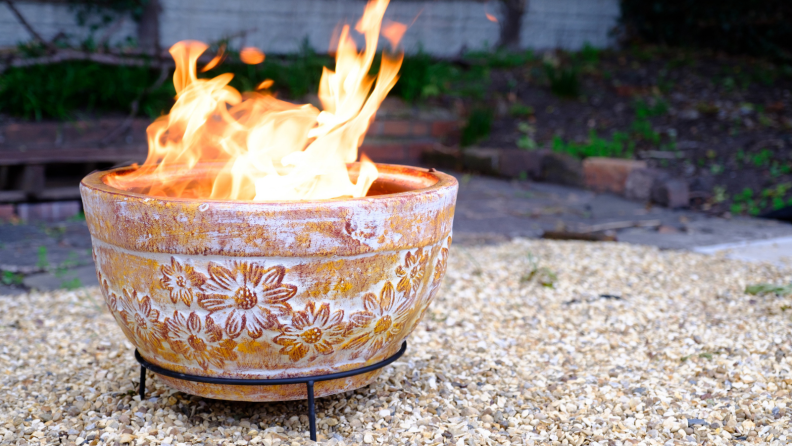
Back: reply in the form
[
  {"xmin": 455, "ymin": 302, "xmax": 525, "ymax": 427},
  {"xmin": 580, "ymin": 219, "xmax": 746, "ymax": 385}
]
[{"xmin": 1, "ymin": 239, "xmax": 791, "ymax": 445}]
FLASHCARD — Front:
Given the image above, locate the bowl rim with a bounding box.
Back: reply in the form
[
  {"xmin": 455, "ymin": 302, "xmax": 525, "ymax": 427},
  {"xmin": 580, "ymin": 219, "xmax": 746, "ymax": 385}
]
[{"xmin": 80, "ymin": 162, "xmax": 458, "ymax": 205}]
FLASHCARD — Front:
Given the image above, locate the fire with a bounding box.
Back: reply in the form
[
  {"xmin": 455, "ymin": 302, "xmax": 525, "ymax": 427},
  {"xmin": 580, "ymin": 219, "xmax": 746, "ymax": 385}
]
[{"xmin": 108, "ymin": 0, "xmax": 403, "ymax": 201}]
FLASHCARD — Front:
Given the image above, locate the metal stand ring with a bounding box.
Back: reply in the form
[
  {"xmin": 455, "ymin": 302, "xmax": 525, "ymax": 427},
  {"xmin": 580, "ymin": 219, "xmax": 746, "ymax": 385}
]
[{"xmin": 135, "ymin": 341, "xmax": 407, "ymax": 441}]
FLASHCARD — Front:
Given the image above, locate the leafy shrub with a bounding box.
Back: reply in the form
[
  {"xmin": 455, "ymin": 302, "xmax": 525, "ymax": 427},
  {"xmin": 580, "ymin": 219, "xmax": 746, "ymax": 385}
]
[
  {"xmin": 545, "ymin": 64, "xmax": 580, "ymax": 98},
  {"xmin": 552, "ymin": 130, "xmax": 635, "ymax": 159},
  {"xmin": 0, "ymin": 61, "xmax": 175, "ymax": 120},
  {"xmin": 461, "ymin": 108, "xmax": 493, "ymax": 147}
]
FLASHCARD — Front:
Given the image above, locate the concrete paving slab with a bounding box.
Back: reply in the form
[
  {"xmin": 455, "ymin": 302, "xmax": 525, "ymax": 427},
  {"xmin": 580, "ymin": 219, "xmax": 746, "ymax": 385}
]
[
  {"xmin": 22, "ymin": 265, "xmax": 99, "ymax": 292},
  {"xmin": 692, "ymin": 236, "xmax": 792, "ymax": 266},
  {"xmin": 451, "ymin": 174, "xmax": 792, "ymax": 248}
]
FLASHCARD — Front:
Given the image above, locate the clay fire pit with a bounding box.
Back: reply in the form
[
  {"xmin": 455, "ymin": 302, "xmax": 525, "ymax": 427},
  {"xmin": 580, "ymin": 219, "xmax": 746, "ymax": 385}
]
[{"xmin": 80, "ymin": 163, "xmax": 457, "ymax": 401}]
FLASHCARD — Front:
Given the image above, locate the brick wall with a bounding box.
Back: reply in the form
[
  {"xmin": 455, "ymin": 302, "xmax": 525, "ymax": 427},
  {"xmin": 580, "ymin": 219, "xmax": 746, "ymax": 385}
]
[{"xmin": 1, "ymin": 0, "xmax": 620, "ymax": 54}]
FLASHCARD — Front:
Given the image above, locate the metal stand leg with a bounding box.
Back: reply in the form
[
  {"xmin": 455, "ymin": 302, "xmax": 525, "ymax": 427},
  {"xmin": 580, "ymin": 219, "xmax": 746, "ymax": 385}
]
[
  {"xmin": 307, "ymin": 381, "xmax": 316, "ymax": 441},
  {"xmin": 139, "ymin": 366, "xmax": 146, "ymax": 399}
]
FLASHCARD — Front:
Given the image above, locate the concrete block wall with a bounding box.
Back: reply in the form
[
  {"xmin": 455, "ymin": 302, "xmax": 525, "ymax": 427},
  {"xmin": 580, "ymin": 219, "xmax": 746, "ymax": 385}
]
[
  {"xmin": 2, "ymin": 0, "xmax": 619, "ymax": 54},
  {"xmin": 0, "ymin": 1, "xmax": 137, "ymax": 47}
]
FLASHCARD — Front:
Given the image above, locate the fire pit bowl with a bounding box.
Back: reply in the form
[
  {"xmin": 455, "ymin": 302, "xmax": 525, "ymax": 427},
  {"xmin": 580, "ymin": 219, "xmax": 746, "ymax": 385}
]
[{"xmin": 80, "ymin": 163, "xmax": 457, "ymax": 401}]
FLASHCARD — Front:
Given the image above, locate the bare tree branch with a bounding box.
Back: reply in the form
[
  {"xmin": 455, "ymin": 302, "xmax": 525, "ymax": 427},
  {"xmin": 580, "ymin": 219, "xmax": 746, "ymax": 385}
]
[
  {"xmin": 4, "ymin": 0, "xmax": 55, "ymax": 51},
  {"xmin": 0, "ymin": 49, "xmax": 176, "ymax": 73}
]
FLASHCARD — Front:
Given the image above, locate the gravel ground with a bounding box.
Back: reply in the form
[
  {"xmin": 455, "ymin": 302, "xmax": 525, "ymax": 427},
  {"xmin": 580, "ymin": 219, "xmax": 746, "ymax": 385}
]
[{"xmin": 1, "ymin": 240, "xmax": 791, "ymax": 446}]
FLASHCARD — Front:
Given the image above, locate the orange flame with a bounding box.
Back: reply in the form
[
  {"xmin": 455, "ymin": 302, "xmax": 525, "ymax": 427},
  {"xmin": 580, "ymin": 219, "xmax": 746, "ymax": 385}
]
[
  {"xmin": 239, "ymin": 47, "xmax": 265, "ymax": 65},
  {"xmin": 484, "ymin": 2, "xmax": 498, "ymax": 23},
  {"xmin": 108, "ymin": 0, "xmax": 403, "ymax": 201},
  {"xmin": 200, "ymin": 44, "xmax": 226, "ymax": 72}
]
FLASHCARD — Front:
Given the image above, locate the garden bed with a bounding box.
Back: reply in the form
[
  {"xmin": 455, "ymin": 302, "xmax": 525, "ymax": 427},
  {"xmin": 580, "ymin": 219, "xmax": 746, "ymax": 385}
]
[{"xmin": 442, "ymin": 46, "xmax": 792, "ymax": 217}]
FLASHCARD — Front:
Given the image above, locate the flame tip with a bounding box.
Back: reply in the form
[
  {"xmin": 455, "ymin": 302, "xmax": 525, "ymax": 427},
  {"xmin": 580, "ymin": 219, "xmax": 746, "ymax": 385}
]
[{"xmin": 115, "ymin": 0, "xmax": 399, "ymax": 201}]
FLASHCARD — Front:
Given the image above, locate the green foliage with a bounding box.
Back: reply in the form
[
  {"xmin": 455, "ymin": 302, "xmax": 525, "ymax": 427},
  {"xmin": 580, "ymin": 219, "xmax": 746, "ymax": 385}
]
[
  {"xmin": 745, "ymin": 283, "xmax": 792, "ymax": 296},
  {"xmin": 0, "ymin": 61, "xmax": 175, "ymax": 120},
  {"xmin": 544, "ymin": 64, "xmax": 580, "ymax": 98},
  {"xmin": 2, "ymin": 41, "xmax": 500, "ymax": 120},
  {"xmin": 509, "ymin": 104, "xmax": 534, "ymax": 117},
  {"xmin": 460, "ymin": 108, "xmax": 493, "ymax": 147},
  {"xmin": 464, "ymin": 49, "xmax": 536, "ymax": 68},
  {"xmin": 634, "ymin": 98, "xmax": 669, "ymax": 118},
  {"xmin": 551, "ymin": 130, "xmax": 634, "ymax": 159},
  {"xmin": 516, "ymin": 122, "xmax": 538, "ymax": 150},
  {"xmin": 631, "ymin": 119, "xmax": 661, "ymax": 144},
  {"xmin": 520, "ymin": 253, "xmax": 557, "ymax": 288},
  {"xmin": 1, "ymin": 271, "xmax": 23, "ymax": 286},
  {"xmin": 61, "ymin": 277, "xmax": 83, "ymax": 290},
  {"xmin": 750, "ymin": 149, "xmax": 774, "ymax": 167},
  {"xmin": 36, "ymin": 246, "xmax": 49, "ymax": 270},
  {"xmin": 204, "ymin": 40, "xmax": 330, "ymax": 100},
  {"xmin": 578, "ymin": 43, "xmax": 601, "ymax": 64},
  {"xmin": 730, "ymin": 187, "xmax": 764, "ymax": 215},
  {"xmin": 620, "ymin": 0, "xmax": 792, "ymax": 61},
  {"xmin": 398, "ymin": 54, "xmax": 490, "ymax": 103}
]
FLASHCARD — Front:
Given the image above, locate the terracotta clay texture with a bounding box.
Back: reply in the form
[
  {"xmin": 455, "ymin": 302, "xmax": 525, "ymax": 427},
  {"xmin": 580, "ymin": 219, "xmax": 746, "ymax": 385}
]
[{"xmin": 80, "ymin": 164, "xmax": 458, "ymax": 401}]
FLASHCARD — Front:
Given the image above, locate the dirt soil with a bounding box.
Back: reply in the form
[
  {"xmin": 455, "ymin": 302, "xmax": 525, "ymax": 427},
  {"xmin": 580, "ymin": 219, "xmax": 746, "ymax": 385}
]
[{"xmin": 435, "ymin": 46, "xmax": 792, "ymax": 218}]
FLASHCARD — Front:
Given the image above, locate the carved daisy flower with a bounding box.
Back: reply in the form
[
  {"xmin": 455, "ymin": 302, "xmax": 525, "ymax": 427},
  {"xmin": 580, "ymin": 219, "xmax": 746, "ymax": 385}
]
[
  {"xmin": 198, "ymin": 262, "xmax": 296, "ymax": 338},
  {"xmin": 432, "ymin": 247, "xmax": 449, "ymax": 285},
  {"xmin": 273, "ymin": 302, "xmax": 345, "ymax": 362},
  {"xmin": 343, "ymin": 281, "xmax": 412, "ymax": 359},
  {"xmin": 160, "ymin": 257, "xmax": 207, "ymax": 306},
  {"xmin": 118, "ymin": 289, "xmax": 166, "ymax": 350},
  {"xmin": 165, "ymin": 311, "xmax": 237, "ymax": 370},
  {"xmin": 396, "ymin": 248, "xmax": 428, "ymax": 295}
]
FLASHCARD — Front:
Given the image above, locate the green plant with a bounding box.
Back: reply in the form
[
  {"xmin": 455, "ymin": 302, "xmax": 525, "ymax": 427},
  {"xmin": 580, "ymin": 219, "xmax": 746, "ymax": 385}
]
[
  {"xmin": 387, "ymin": 51, "xmax": 488, "ymax": 102},
  {"xmin": 36, "ymin": 246, "xmax": 49, "ymax": 270},
  {"xmin": 761, "ymin": 183, "xmax": 792, "ymax": 209},
  {"xmin": 520, "ymin": 253, "xmax": 557, "ymax": 288},
  {"xmin": 746, "ymin": 283, "xmax": 792, "ymax": 296},
  {"xmin": 464, "ymin": 49, "xmax": 535, "ymax": 68},
  {"xmin": 0, "ymin": 61, "xmax": 176, "ymax": 120},
  {"xmin": 631, "ymin": 119, "xmax": 661, "ymax": 144},
  {"xmin": 551, "ymin": 130, "xmax": 634, "ymax": 159},
  {"xmin": 1, "ymin": 271, "xmax": 23, "ymax": 286},
  {"xmin": 509, "ymin": 104, "xmax": 534, "ymax": 117},
  {"xmin": 578, "ymin": 43, "xmax": 601, "ymax": 64},
  {"xmin": 634, "ymin": 98, "xmax": 669, "ymax": 119},
  {"xmin": 67, "ymin": 211, "xmax": 86, "ymax": 222},
  {"xmin": 61, "ymin": 277, "xmax": 83, "ymax": 290},
  {"xmin": 770, "ymin": 161, "xmax": 792, "ymax": 178},
  {"xmin": 750, "ymin": 149, "xmax": 774, "ymax": 167},
  {"xmin": 516, "ymin": 122, "xmax": 538, "ymax": 150},
  {"xmin": 545, "ymin": 64, "xmax": 580, "ymax": 99},
  {"xmin": 460, "ymin": 108, "xmax": 493, "ymax": 147},
  {"xmin": 713, "ymin": 186, "xmax": 727, "ymax": 203}
]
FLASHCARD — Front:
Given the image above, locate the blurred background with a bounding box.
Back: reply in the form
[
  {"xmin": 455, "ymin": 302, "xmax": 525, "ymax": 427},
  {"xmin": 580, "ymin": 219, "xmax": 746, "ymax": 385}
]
[{"xmin": 0, "ymin": 0, "xmax": 791, "ymax": 292}]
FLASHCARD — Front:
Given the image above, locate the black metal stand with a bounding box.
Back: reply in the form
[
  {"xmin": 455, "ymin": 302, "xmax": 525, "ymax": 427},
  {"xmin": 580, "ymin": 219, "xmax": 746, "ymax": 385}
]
[{"xmin": 135, "ymin": 342, "xmax": 407, "ymax": 441}]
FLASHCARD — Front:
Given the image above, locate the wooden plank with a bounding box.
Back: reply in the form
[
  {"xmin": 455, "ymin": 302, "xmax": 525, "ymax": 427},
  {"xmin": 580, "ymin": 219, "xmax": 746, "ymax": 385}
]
[
  {"xmin": 0, "ymin": 190, "xmax": 26, "ymax": 202},
  {"xmin": 38, "ymin": 186, "xmax": 82, "ymax": 201}
]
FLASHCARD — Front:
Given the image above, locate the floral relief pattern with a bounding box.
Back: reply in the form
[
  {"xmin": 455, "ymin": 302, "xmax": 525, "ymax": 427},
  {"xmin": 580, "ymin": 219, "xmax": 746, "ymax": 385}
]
[
  {"xmin": 395, "ymin": 248, "xmax": 428, "ymax": 295},
  {"xmin": 161, "ymin": 257, "xmax": 206, "ymax": 306},
  {"xmin": 273, "ymin": 302, "xmax": 346, "ymax": 362},
  {"xmin": 198, "ymin": 262, "xmax": 295, "ymax": 339},
  {"xmin": 342, "ymin": 281, "xmax": 413, "ymax": 360},
  {"xmin": 97, "ymin": 239, "xmax": 450, "ymax": 370},
  {"xmin": 165, "ymin": 311, "xmax": 238, "ymax": 370},
  {"xmin": 118, "ymin": 289, "xmax": 166, "ymax": 351}
]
